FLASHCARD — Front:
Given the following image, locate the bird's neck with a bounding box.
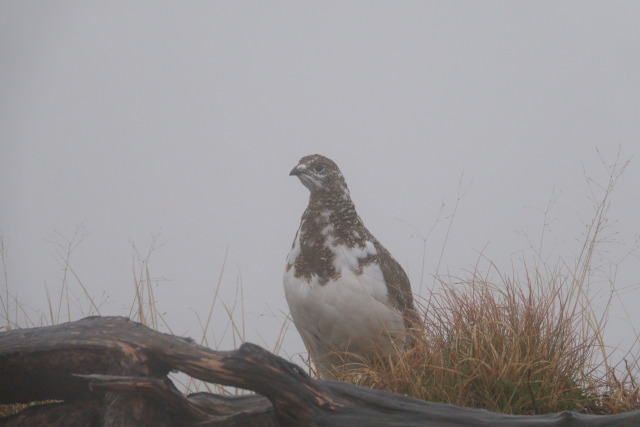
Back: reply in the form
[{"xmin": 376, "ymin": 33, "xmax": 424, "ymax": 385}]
[{"xmin": 303, "ymin": 190, "xmax": 361, "ymax": 235}]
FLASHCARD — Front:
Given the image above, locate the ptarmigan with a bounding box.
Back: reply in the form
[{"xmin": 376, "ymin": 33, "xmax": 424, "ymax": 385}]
[{"xmin": 284, "ymin": 154, "xmax": 417, "ymax": 377}]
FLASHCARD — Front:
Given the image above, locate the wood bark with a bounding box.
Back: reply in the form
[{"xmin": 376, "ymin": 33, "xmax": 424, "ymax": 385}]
[{"xmin": 0, "ymin": 316, "xmax": 638, "ymax": 426}]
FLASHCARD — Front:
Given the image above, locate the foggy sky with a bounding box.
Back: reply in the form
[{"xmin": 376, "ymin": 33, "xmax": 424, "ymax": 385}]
[{"xmin": 1, "ymin": 2, "xmax": 639, "ymax": 368}]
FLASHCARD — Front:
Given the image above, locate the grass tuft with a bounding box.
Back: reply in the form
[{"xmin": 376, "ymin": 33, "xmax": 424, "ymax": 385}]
[{"xmin": 331, "ymin": 151, "xmax": 639, "ymax": 415}]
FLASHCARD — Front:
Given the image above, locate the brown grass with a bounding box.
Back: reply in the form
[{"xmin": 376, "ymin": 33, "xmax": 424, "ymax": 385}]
[{"xmin": 330, "ymin": 152, "xmax": 639, "ymax": 415}]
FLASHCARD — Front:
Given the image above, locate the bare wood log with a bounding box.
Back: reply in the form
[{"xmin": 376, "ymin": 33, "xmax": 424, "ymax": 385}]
[
  {"xmin": 0, "ymin": 316, "xmax": 639, "ymax": 426},
  {"xmin": 76, "ymin": 374, "xmax": 276, "ymax": 426}
]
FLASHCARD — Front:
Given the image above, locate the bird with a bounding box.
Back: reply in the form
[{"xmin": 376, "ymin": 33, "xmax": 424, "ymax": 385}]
[{"xmin": 284, "ymin": 154, "xmax": 417, "ymax": 377}]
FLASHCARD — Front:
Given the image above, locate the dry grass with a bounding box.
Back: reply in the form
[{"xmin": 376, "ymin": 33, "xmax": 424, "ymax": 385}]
[
  {"xmin": 336, "ymin": 267, "xmax": 598, "ymax": 414},
  {"xmin": 333, "ymin": 262, "xmax": 639, "ymax": 414},
  {"xmin": 331, "ymin": 152, "xmax": 639, "ymax": 415}
]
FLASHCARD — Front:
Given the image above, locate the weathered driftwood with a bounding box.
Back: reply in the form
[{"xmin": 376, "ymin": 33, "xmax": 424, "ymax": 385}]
[{"xmin": 0, "ymin": 316, "xmax": 638, "ymax": 426}]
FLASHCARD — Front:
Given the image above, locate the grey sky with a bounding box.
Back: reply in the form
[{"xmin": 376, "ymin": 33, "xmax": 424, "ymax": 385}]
[{"xmin": 1, "ymin": 2, "xmax": 639, "ymax": 365}]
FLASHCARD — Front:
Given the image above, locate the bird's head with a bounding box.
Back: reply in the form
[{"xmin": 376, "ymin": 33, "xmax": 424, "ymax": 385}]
[{"xmin": 290, "ymin": 154, "xmax": 349, "ymax": 196}]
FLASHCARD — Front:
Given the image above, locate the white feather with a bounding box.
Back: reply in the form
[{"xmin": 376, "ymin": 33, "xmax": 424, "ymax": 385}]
[{"xmin": 284, "ymin": 241, "xmax": 406, "ymax": 376}]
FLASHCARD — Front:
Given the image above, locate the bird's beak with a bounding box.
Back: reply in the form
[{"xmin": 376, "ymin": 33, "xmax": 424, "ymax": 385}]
[{"xmin": 289, "ymin": 166, "xmax": 303, "ymax": 176}]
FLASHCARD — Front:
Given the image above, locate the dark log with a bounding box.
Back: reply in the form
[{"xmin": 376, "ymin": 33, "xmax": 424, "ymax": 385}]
[{"xmin": 0, "ymin": 316, "xmax": 638, "ymax": 426}]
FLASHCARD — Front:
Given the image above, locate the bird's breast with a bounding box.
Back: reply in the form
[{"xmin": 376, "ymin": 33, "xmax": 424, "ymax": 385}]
[
  {"xmin": 285, "ymin": 237, "xmax": 390, "ymax": 303},
  {"xmin": 283, "ymin": 259, "xmax": 405, "ymax": 363}
]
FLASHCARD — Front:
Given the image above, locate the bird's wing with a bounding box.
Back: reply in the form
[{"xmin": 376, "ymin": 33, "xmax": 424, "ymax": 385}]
[{"xmin": 370, "ymin": 240, "xmax": 419, "ymax": 328}]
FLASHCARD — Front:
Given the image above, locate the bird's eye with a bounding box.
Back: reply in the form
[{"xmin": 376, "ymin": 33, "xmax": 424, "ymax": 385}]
[{"xmin": 314, "ymin": 164, "xmax": 325, "ymax": 173}]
